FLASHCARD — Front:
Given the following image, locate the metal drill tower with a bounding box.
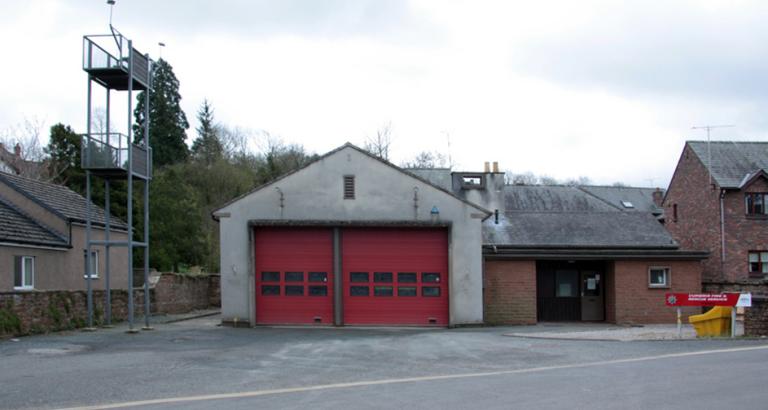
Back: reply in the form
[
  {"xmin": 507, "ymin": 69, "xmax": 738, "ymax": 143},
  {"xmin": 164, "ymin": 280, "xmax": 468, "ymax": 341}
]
[{"xmin": 82, "ymin": 23, "xmax": 153, "ymax": 332}]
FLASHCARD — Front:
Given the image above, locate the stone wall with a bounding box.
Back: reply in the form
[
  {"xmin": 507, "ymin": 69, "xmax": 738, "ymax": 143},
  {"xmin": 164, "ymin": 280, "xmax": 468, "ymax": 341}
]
[
  {"xmin": 0, "ymin": 289, "xmax": 154, "ymax": 336},
  {"xmin": 703, "ymin": 280, "xmax": 768, "ymax": 337},
  {"xmin": 0, "ymin": 273, "xmax": 221, "ymax": 337}
]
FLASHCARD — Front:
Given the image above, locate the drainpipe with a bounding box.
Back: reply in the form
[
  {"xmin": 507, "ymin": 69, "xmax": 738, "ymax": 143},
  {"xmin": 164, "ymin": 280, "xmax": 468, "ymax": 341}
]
[{"xmin": 720, "ymin": 189, "xmax": 726, "ymax": 282}]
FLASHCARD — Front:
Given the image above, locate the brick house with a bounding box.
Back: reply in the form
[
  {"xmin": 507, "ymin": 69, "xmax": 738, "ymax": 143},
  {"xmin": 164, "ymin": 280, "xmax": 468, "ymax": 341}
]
[
  {"xmin": 663, "ymin": 141, "xmax": 768, "ymax": 295},
  {"xmin": 0, "ymin": 172, "xmax": 129, "ymax": 291}
]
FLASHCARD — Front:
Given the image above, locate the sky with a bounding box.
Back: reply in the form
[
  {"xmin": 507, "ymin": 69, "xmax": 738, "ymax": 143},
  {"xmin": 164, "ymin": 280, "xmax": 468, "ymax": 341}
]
[{"xmin": 1, "ymin": 0, "xmax": 767, "ymax": 187}]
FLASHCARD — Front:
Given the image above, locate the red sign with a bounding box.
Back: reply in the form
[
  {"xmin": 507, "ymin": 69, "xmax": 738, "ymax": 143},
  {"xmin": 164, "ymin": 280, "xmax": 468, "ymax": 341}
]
[{"xmin": 665, "ymin": 293, "xmax": 740, "ymax": 307}]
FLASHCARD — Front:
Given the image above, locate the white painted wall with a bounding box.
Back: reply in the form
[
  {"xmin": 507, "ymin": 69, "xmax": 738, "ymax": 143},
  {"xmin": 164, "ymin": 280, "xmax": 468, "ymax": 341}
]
[{"xmin": 215, "ymin": 145, "xmax": 488, "ymax": 326}]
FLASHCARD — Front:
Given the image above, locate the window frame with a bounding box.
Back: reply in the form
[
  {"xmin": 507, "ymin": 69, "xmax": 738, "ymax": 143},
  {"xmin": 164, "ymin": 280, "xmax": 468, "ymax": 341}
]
[
  {"xmin": 648, "ymin": 266, "xmax": 671, "ymax": 288},
  {"xmin": 14, "ymin": 255, "xmax": 35, "ymax": 290},
  {"xmin": 84, "ymin": 250, "xmax": 99, "ymax": 279},
  {"xmin": 343, "ymin": 175, "xmax": 355, "ymax": 200},
  {"xmin": 745, "ymin": 193, "xmax": 768, "ymax": 216},
  {"xmin": 748, "ymin": 251, "xmax": 768, "ymax": 277}
]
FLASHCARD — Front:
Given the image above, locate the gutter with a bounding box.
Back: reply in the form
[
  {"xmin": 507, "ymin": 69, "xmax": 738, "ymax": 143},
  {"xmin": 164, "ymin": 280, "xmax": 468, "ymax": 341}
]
[{"xmin": 482, "ymin": 247, "xmax": 709, "ymax": 261}]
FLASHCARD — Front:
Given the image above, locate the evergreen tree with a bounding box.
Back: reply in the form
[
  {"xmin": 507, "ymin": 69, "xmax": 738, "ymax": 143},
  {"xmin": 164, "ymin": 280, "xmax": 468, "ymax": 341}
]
[
  {"xmin": 133, "ymin": 58, "xmax": 189, "ymax": 168},
  {"xmin": 45, "ymin": 123, "xmax": 84, "ymax": 191},
  {"xmin": 191, "ymin": 99, "xmax": 223, "ymax": 165}
]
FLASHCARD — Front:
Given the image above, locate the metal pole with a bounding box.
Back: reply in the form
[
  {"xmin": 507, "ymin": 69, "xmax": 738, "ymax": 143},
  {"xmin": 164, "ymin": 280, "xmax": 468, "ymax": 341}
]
[
  {"xmin": 677, "ymin": 307, "xmax": 682, "ymax": 339},
  {"xmin": 85, "ymin": 76, "xmax": 94, "ymax": 330},
  {"xmin": 731, "ymin": 308, "xmax": 736, "ymax": 338},
  {"xmin": 142, "ymin": 56, "xmax": 152, "ymax": 330},
  {"xmin": 126, "ymin": 39, "xmax": 136, "ymax": 333},
  {"xmin": 104, "ymin": 178, "xmax": 111, "ymax": 326}
]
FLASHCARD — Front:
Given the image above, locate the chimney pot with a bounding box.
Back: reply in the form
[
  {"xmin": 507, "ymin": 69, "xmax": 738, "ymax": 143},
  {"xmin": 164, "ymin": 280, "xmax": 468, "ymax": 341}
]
[
  {"xmin": 484, "ymin": 162, "xmax": 490, "ymax": 173},
  {"xmin": 492, "ymin": 161, "xmax": 499, "ymax": 173}
]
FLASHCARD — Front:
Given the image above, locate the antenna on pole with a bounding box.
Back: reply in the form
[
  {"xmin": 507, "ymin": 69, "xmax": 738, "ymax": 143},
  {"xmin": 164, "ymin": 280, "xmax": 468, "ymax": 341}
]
[
  {"xmin": 158, "ymin": 42, "xmax": 166, "ymax": 59},
  {"xmin": 107, "ymin": 0, "xmax": 116, "ymax": 27},
  {"xmin": 442, "ymin": 131, "xmax": 453, "ymax": 169},
  {"xmin": 691, "ymin": 124, "xmax": 735, "ymax": 186}
]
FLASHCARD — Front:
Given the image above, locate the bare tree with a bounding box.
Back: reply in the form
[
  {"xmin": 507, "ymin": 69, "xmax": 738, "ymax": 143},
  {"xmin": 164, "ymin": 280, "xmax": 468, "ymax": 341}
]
[
  {"xmin": 0, "ymin": 117, "xmax": 50, "ymax": 180},
  {"xmin": 363, "ymin": 122, "xmax": 392, "ymax": 161},
  {"xmin": 564, "ymin": 176, "xmax": 592, "ymax": 186},
  {"xmin": 505, "ymin": 171, "xmax": 538, "ymax": 185},
  {"xmin": 401, "ymin": 151, "xmax": 450, "ymax": 169},
  {"xmin": 218, "ymin": 124, "xmax": 251, "ymax": 159}
]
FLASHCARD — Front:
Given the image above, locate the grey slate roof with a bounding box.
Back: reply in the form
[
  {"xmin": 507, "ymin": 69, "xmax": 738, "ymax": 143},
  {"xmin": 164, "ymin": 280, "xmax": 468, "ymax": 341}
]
[
  {"xmin": 579, "ymin": 186, "xmax": 662, "ymax": 213},
  {"xmin": 406, "ymin": 168, "xmax": 453, "ymax": 191},
  {"xmin": 0, "ymin": 198, "xmax": 67, "ymax": 247},
  {"xmin": 485, "ymin": 185, "xmax": 677, "ymax": 248},
  {"xmin": 0, "ymin": 172, "xmax": 126, "ymax": 228},
  {"xmin": 687, "ymin": 141, "xmax": 768, "ymax": 188}
]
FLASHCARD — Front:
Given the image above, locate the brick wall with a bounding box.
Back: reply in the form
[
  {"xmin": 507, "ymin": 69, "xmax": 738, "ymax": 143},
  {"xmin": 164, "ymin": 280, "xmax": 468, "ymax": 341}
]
[
  {"xmin": 663, "ymin": 144, "xmax": 723, "ymax": 282},
  {"xmin": 612, "ymin": 260, "xmax": 702, "ymax": 324},
  {"xmin": 154, "ymin": 273, "xmax": 213, "ymax": 314},
  {"xmin": 483, "ymin": 260, "xmax": 536, "ymax": 324},
  {"xmin": 664, "ymin": 143, "xmax": 768, "ymax": 283},
  {"xmin": 208, "ymin": 274, "xmax": 221, "ymax": 307}
]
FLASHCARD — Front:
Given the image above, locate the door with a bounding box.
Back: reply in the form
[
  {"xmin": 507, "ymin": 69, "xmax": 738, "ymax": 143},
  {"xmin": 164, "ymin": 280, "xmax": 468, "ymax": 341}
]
[
  {"xmin": 254, "ymin": 227, "xmax": 334, "ymax": 324},
  {"xmin": 342, "ymin": 228, "xmax": 449, "ymax": 326},
  {"xmin": 580, "ymin": 270, "xmax": 604, "ymax": 321}
]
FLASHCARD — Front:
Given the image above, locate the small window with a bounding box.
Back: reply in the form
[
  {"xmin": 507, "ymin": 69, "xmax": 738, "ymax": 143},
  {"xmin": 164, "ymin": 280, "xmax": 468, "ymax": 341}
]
[
  {"xmin": 350, "ymin": 272, "xmax": 369, "ymax": 283},
  {"xmin": 460, "ymin": 174, "xmax": 485, "ymax": 189},
  {"xmin": 620, "ymin": 200, "xmax": 634, "ymax": 209},
  {"xmin": 14, "ymin": 256, "xmax": 34, "ymax": 290},
  {"xmin": 673, "ymin": 203, "xmax": 678, "ymax": 222},
  {"xmin": 745, "ymin": 193, "xmax": 768, "ymax": 215},
  {"xmin": 285, "ymin": 285, "xmax": 304, "ymax": 296},
  {"xmin": 285, "ymin": 272, "xmax": 304, "ymax": 282},
  {"xmin": 398, "ymin": 286, "xmax": 417, "ymax": 297},
  {"xmin": 343, "ymin": 175, "xmax": 355, "ymax": 199},
  {"xmin": 350, "ymin": 286, "xmax": 369, "ymax": 296},
  {"xmin": 308, "ymin": 286, "xmax": 328, "ymax": 296},
  {"xmin": 397, "ymin": 272, "xmax": 417, "ymax": 283},
  {"xmin": 422, "ymin": 272, "xmax": 441, "ymax": 283},
  {"xmin": 374, "ymin": 286, "xmax": 393, "ymax": 296},
  {"xmin": 422, "ymin": 287, "xmax": 441, "ymax": 297},
  {"xmin": 748, "ymin": 251, "xmax": 768, "ymax": 276},
  {"xmin": 84, "ymin": 250, "xmax": 99, "ymax": 279},
  {"xmin": 261, "ymin": 272, "xmax": 280, "ymax": 282},
  {"xmin": 374, "ymin": 272, "xmax": 393, "ymax": 283},
  {"xmin": 309, "ymin": 272, "xmax": 328, "ymax": 283},
  {"xmin": 648, "ymin": 267, "xmax": 670, "ymax": 288},
  {"xmin": 261, "ymin": 285, "xmax": 280, "ymax": 296}
]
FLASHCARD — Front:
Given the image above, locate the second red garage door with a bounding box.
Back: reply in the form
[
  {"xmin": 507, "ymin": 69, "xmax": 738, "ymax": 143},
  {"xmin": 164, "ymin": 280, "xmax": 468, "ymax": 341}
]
[{"xmin": 342, "ymin": 228, "xmax": 449, "ymax": 326}]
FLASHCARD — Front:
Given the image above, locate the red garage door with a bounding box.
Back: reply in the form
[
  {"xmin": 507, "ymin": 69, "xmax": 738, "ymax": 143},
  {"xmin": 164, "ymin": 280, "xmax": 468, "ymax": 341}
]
[
  {"xmin": 254, "ymin": 227, "xmax": 333, "ymax": 325},
  {"xmin": 342, "ymin": 228, "xmax": 449, "ymax": 326}
]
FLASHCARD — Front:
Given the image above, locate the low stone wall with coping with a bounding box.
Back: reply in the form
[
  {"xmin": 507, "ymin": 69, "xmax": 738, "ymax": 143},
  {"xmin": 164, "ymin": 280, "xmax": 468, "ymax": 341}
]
[{"xmin": 703, "ymin": 280, "xmax": 768, "ymax": 337}]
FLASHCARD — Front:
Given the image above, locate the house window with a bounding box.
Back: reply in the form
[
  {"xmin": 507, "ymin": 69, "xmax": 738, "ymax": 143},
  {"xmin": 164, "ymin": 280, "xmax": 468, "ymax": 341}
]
[
  {"xmin": 648, "ymin": 267, "xmax": 670, "ymax": 288},
  {"xmin": 748, "ymin": 251, "xmax": 768, "ymax": 276},
  {"xmin": 459, "ymin": 174, "xmax": 485, "ymax": 189},
  {"xmin": 84, "ymin": 250, "xmax": 99, "ymax": 279},
  {"xmin": 745, "ymin": 193, "xmax": 768, "ymax": 215},
  {"xmin": 343, "ymin": 175, "xmax": 355, "ymax": 199},
  {"xmin": 14, "ymin": 256, "xmax": 34, "ymax": 290}
]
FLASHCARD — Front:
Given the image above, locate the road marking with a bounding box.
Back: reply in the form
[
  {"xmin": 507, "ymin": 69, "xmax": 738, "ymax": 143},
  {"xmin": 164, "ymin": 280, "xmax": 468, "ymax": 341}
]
[{"xmin": 58, "ymin": 344, "xmax": 768, "ymax": 410}]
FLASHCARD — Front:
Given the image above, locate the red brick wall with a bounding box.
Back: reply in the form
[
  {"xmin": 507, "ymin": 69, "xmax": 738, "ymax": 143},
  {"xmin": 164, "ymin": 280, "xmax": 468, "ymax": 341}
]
[
  {"xmin": 612, "ymin": 260, "xmax": 702, "ymax": 324},
  {"xmin": 483, "ymin": 260, "xmax": 536, "ymax": 324},
  {"xmin": 664, "ymin": 143, "xmax": 768, "ymax": 283},
  {"xmin": 663, "ymin": 144, "xmax": 723, "ymax": 282},
  {"xmin": 605, "ymin": 262, "xmax": 616, "ymax": 323}
]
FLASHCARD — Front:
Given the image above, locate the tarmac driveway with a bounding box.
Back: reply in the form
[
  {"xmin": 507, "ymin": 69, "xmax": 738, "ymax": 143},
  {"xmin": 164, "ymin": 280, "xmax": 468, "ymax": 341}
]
[{"xmin": 1, "ymin": 315, "xmax": 767, "ymax": 409}]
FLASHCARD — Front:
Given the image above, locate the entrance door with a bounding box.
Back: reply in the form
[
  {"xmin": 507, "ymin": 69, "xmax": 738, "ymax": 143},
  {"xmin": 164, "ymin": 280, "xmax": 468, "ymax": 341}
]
[{"xmin": 580, "ymin": 271, "xmax": 604, "ymax": 321}]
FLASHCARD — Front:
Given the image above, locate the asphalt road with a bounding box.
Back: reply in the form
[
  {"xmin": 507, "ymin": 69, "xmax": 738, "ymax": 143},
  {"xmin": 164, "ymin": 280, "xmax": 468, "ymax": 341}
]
[{"xmin": 2, "ymin": 316, "xmax": 767, "ymax": 410}]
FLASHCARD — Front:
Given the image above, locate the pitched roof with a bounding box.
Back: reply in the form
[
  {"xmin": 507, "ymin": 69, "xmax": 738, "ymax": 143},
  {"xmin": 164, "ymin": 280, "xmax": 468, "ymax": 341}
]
[
  {"xmin": 0, "ymin": 197, "xmax": 68, "ymax": 247},
  {"xmin": 0, "ymin": 172, "xmax": 126, "ymax": 228},
  {"xmin": 215, "ymin": 143, "xmax": 491, "ymax": 216},
  {"xmin": 687, "ymin": 141, "xmax": 768, "ymax": 188},
  {"xmin": 579, "ymin": 185, "xmax": 662, "ymax": 214},
  {"xmin": 486, "ymin": 185, "xmax": 676, "ymax": 248}
]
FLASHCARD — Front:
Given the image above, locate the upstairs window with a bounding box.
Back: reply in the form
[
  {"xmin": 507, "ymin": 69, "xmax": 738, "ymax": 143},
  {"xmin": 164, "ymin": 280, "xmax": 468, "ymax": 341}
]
[
  {"xmin": 748, "ymin": 251, "xmax": 768, "ymax": 276},
  {"xmin": 343, "ymin": 175, "xmax": 355, "ymax": 199},
  {"xmin": 745, "ymin": 193, "xmax": 768, "ymax": 215}
]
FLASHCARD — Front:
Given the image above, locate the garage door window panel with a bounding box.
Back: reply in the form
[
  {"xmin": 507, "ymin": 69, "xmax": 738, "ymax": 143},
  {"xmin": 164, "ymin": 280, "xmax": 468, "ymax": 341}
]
[
  {"xmin": 261, "ymin": 285, "xmax": 280, "ymax": 296},
  {"xmin": 261, "ymin": 272, "xmax": 280, "ymax": 282},
  {"xmin": 309, "ymin": 286, "xmax": 328, "ymax": 296},
  {"xmin": 374, "ymin": 272, "xmax": 393, "ymax": 283},
  {"xmin": 422, "ymin": 272, "xmax": 441, "ymax": 283},
  {"xmin": 398, "ymin": 272, "xmax": 417, "ymax": 283},
  {"xmin": 351, "ymin": 286, "xmax": 369, "ymax": 296},
  {"xmin": 285, "ymin": 285, "xmax": 304, "ymax": 296},
  {"xmin": 422, "ymin": 287, "xmax": 441, "ymax": 297},
  {"xmin": 351, "ymin": 272, "xmax": 369, "ymax": 282},
  {"xmin": 398, "ymin": 286, "xmax": 417, "ymax": 297},
  {"xmin": 309, "ymin": 272, "xmax": 328, "ymax": 282},
  {"xmin": 374, "ymin": 286, "xmax": 393, "ymax": 296},
  {"xmin": 285, "ymin": 272, "xmax": 304, "ymax": 282}
]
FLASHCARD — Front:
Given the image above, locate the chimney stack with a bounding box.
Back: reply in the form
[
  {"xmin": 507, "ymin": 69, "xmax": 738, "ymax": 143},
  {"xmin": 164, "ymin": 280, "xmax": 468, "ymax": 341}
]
[
  {"xmin": 652, "ymin": 188, "xmax": 664, "ymax": 207},
  {"xmin": 13, "ymin": 143, "xmax": 21, "ymax": 157},
  {"xmin": 484, "ymin": 161, "xmax": 490, "ymax": 173},
  {"xmin": 492, "ymin": 161, "xmax": 499, "ymax": 173}
]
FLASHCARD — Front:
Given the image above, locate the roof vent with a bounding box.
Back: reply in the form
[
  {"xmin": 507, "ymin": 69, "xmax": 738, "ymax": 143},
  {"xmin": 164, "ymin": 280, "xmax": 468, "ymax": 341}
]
[{"xmin": 621, "ymin": 200, "xmax": 634, "ymax": 209}]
